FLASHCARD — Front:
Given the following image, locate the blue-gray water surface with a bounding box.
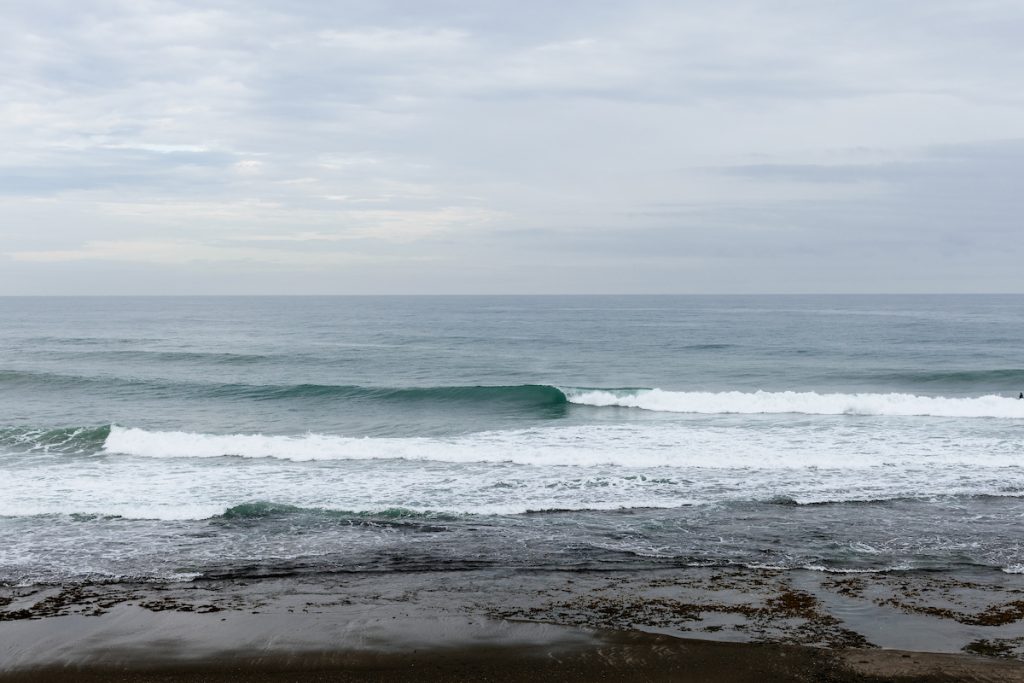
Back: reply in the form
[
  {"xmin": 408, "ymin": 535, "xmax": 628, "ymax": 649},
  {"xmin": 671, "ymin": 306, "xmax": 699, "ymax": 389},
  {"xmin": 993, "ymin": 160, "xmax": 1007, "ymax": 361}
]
[{"xmin": 1, "ymin": 295, "xmax": 1023, "ymax": 584}]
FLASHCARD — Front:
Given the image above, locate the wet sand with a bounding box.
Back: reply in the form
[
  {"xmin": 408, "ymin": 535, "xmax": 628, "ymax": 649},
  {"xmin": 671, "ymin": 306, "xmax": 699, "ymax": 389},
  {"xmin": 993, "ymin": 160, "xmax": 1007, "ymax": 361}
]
[
  {"xmin": 9, "ymin": 638, "xmax": 1019, "ymax": 683},
  {"xmin": 3, "ymin": 567, "xmax": 1024, "ymax": 681}
]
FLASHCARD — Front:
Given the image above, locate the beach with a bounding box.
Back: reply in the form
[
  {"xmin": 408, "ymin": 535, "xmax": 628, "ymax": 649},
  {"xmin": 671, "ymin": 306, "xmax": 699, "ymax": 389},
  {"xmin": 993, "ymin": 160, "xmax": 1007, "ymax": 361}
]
[
  {"xmin": 4, "ymin": 566, "xmax": 1024, "ymax": 681},
  {"xmin": 6, "ymin": 0, "xmax": 1024, "ymax": 672}
]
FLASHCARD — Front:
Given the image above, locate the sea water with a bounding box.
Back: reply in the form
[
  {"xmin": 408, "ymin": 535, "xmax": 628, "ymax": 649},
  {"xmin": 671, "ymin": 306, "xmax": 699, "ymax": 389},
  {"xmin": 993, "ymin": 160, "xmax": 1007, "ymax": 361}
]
[{"xmin": 1, "ymin": 295, "xmax": 1022, "ymax": 584}]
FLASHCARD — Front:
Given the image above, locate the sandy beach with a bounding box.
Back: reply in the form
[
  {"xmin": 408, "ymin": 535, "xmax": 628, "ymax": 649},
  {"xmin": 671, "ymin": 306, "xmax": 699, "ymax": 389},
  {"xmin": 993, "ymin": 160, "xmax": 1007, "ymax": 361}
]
[{"xmin": 4, "ymin": 566, "xmax": 1024, "ymax": 681}]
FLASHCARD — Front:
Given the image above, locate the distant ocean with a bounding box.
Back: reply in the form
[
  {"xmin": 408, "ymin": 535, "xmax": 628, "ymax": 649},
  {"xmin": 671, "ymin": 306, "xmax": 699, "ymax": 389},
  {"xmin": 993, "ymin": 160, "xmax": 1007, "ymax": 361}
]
[{"xmin": 2, "ymin": 295, "xmax": 1023, "ymax": 585}]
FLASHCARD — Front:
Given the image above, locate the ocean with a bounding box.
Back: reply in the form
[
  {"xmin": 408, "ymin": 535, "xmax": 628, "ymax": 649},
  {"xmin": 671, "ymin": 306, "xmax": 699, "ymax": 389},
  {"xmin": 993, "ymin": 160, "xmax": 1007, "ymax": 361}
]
[{"xmin": 1, "ymin": 295, "xmax": 1023, "ymax": 585}]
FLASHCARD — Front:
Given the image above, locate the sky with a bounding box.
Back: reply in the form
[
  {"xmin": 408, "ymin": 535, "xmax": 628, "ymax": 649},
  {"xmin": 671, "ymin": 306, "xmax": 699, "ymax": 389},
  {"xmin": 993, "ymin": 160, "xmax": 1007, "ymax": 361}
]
[{"xmin": 2, "ymin": 0, "xmax": 1023, "ymax": 294}]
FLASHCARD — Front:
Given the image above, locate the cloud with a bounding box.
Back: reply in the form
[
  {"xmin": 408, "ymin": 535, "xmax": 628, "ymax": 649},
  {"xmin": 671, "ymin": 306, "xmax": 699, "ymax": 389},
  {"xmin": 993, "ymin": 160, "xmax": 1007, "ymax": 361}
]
[
  {"xmin": 7, "ymin": 239, "xmax": 426, "ymax": 267},
  {"xmin": 2, "ymin": 1, "xmax": 1024, "ymax": 293},
  {"xmin": 316, "ymin": 27, "xmax": 469, "ymax": 54}
]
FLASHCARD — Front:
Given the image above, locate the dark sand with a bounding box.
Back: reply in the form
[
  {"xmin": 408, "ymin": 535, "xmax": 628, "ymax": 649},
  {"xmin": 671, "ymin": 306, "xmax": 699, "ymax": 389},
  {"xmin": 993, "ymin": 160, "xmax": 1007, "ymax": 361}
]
[{"xmin": 3, "ymin": 567, "xmax": 1024, "ymax": 681}]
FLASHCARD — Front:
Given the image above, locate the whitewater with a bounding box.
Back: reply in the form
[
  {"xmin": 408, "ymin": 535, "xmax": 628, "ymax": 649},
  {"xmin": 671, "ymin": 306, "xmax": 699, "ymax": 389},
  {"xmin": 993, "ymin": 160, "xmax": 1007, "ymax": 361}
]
[
  {"xmin": 2, "ymin": 295, "xmax": 1024, "ymax": 583},
  {"xmin": 564, "ymin": 387, "xmax": 1024, "ymax": 418},
  {"xmin": 0, "ymin": 411, "xmax": 1016, "ymax": 521}
]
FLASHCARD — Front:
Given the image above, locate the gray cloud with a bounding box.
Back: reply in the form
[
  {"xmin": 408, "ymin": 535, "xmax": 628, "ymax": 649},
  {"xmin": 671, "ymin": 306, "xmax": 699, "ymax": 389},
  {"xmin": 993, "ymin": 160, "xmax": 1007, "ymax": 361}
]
[{"xmin": 2, "ymin": 1, "xmax": 1023, "ymax": 293}]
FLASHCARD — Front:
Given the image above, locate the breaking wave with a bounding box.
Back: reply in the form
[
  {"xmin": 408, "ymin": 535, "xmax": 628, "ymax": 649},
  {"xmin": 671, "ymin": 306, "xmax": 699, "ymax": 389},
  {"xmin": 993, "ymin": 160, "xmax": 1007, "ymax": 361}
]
[
  {"xmin": 5, "ymin": 368, "xmax": 1022, "ymax": 420},
  {"xmin": 564, "ymin": 388, "xmax": 1024, "ymax": 418},
  {"xmin": 99, "ymin": 421, "xmax": 1023, "ymax": 469}
]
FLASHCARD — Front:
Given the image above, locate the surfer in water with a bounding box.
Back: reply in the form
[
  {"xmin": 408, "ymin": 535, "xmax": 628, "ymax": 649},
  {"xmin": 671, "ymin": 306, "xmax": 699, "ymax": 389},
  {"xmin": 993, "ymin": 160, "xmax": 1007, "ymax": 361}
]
[{"xmin": 1020, "ymin": 392, "xmax": 1023, "ymax": 399}]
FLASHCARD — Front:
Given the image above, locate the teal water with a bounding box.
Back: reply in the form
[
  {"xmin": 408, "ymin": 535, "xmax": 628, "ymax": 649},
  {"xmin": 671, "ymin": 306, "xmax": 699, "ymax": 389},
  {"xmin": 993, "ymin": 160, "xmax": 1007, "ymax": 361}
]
[{"xmin": 1, "ymin": 295, "xmax": 1023, "ymax": 584}]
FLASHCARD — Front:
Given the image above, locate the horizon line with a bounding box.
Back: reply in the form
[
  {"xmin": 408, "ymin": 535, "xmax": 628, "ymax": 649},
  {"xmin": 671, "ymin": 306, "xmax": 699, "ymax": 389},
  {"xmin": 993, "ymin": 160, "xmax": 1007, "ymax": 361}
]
[{"xmin": 2, "ymin": 292, "xmax": 1023, "ymax": 298}]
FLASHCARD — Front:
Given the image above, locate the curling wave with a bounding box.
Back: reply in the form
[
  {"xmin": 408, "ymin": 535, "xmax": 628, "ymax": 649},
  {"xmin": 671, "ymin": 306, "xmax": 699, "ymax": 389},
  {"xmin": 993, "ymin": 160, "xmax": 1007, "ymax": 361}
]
[{"xmin": 0, "ymin": 372, "xmax": 569, "ymax": 410}]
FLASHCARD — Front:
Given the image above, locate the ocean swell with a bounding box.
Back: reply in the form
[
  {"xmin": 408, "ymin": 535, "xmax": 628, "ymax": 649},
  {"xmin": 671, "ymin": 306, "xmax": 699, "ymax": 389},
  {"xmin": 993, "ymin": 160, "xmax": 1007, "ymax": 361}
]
[
  {"xmin": 0, "ymin": 372, "xmax": 569, "ymax": 408},
  {"xmin": 0, "ymin": 425, "xmax": 111, "ymax": 454}
]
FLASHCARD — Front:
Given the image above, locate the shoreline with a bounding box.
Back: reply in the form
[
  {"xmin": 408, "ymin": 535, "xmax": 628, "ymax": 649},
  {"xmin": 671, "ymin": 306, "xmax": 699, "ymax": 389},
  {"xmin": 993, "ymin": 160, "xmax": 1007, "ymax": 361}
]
[{"xmin": 3, "ymin": 566, "xmax": 1024, "ymax": 681}]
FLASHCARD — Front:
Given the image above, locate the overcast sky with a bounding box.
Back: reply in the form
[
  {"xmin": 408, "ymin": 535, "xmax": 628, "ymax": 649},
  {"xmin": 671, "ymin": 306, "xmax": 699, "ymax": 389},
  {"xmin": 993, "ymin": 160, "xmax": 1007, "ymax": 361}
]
[{"xmin": 3, "ymin": 0, "xmax": 1023, "ymax": 294}]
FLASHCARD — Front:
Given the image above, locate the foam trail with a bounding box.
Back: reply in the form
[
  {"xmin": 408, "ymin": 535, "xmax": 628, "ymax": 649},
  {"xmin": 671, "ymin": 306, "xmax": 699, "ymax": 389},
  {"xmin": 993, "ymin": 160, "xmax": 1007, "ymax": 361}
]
[
  {"xmin": 564, "ymin": 389, "xmax": 1024, "ymax": 418},
  {"xmin": 102, "ymin": 423, "xmax": 1023, "ymax": 468}
]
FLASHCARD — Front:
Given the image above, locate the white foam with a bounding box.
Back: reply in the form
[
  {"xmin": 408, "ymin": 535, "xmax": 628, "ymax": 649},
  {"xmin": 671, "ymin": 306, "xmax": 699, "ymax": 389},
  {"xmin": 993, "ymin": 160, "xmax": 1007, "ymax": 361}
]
[
  {"xmin": 0, "ymin": 420, "xmax": 1015, "ymax": 520},
  {"xmin": 799, "ymin": 564, "xmax": 911, "ymax": 574},
  {"xmin": 102, "ymin": 422, "xmax": 1024, "ymax": 469},
  {"xmin": 564, "ymin": 389, "xmax": 1024, "ymax": 419}
]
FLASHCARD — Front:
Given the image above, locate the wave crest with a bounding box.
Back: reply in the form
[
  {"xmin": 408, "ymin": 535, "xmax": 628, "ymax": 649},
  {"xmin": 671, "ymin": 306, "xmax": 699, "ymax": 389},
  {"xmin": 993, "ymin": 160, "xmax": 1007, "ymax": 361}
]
[{"xmin": 564, "ymin": 388, "xmax": 1024, "ymax": 418}]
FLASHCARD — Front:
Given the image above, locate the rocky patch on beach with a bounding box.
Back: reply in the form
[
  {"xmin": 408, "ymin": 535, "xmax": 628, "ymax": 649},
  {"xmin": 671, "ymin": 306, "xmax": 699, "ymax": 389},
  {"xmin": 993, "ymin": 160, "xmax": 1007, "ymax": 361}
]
[{"xmin": 484, "ymin": 568, "xmax": 873, "ymax": 650}]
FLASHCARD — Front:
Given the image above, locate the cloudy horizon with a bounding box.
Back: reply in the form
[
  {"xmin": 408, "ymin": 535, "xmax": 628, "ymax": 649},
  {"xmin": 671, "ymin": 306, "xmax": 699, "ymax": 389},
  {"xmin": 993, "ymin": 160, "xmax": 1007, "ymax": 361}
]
[{"xmin": 3, "ymin": 1, "xmax": 1023, "ymax": 294}]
